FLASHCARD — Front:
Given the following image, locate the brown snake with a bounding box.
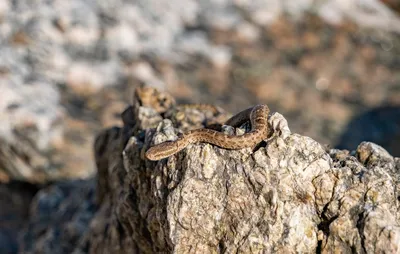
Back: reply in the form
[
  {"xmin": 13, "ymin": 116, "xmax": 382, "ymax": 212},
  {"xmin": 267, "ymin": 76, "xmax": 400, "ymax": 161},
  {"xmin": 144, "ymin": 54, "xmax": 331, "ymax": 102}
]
[{"xmin": 145, "ymin": 104, "xmax": 270, "ymax": 161}]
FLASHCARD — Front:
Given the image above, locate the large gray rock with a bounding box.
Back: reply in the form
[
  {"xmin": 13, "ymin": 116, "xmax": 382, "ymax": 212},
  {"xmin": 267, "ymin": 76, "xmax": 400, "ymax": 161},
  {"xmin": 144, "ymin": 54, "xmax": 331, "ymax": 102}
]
[
  {"xmin": 68, "ymin": 88, "xmax": 399, "ymax": 253},
  {"xmin": 16, "ymin": 87, "xmax": 400, "ymax": 253}
]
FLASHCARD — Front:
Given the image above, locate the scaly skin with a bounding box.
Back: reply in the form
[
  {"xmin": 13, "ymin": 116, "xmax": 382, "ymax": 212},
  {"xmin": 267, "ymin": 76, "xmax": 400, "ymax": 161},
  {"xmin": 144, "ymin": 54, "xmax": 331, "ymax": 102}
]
[{"xmin": 145, "ymin": 104, "xmax": 270, "ymax": 161}]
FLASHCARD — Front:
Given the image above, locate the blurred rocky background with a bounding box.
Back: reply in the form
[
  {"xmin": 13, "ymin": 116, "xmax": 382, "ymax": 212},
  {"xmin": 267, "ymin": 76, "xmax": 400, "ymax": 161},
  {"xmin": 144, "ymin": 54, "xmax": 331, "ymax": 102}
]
[{"xmin": 0, "ymin": 0, "xmax": 399, "ymax": 253}]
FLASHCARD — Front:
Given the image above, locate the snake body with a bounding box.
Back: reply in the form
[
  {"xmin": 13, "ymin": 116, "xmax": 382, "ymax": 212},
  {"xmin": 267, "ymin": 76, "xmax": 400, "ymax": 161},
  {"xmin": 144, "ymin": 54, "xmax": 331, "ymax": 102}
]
[{"xmin": 145, "ymin": 104, "xmax": 270, "ymax": 161}]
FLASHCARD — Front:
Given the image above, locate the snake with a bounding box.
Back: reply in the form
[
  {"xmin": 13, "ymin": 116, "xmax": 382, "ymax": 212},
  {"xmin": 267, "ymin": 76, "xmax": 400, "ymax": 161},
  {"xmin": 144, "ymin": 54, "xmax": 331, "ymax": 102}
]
[{"xmin": 145, "ymin": 104, "xmax": 270, "ymax": 161}]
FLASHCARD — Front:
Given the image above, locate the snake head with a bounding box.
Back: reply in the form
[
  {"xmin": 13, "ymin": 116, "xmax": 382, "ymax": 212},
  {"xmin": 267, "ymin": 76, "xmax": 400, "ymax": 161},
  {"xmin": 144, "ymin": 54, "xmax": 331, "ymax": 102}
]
[{"xmin": 145, "ymin": 141, "xmax": 181, "ymax": 161}]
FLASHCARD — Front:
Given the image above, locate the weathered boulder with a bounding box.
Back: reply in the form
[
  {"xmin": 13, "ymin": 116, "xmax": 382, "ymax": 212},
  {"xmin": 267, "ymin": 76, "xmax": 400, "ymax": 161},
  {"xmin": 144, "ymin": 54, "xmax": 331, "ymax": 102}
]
[{"xmin": 20, "ymin": 87, "xmax": 400, "ymax": 253}]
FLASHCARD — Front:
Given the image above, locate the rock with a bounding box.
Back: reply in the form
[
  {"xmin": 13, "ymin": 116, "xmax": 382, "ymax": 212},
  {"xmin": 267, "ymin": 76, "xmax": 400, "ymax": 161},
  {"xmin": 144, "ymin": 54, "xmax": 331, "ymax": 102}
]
[
  {"xmin": 15, "ymin": 87, "xmax": 400, "ymax": 253},
  {"xmin": 320, "ymin": 145, "xmax": 400, "ymax": 253},
  {"xmin": 0, "ymin": 81, "xmax": 65, "ymax": 183},
  {"xmin": 18, "ymin": 179, "xmax": 96, "ymax": 254},
  {"xmin": 0, "ymin": 181, "xmax": 38, "ymax": 254},
  {"xmin": 336, "ymin": 105, "xmax": 400, "ymax": 157},
  {"xmin": 318, "ymin": 0, "xmax": 400, "ymax": 33},
  {"xmin": 65, "ymin": 87, "xmax": 398, "ymax": 253},
  {"xmin": 235, "ymin": 22, "xmax": 261, "ymax": 43},
  {"xmin": 66, "ymin": 60, "xmax": 122, "ymax": 94}
]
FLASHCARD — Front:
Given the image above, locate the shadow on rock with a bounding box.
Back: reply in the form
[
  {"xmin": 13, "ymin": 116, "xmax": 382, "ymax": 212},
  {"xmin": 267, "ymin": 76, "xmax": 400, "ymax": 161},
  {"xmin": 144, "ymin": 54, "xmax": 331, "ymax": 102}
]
[
  {"xmin": 336, "ymin": 105, "xmax": 400, "ymax": 156},
  {"xmin": 0, "ymin": 181, "xmax": 39, "ymax": 254},
  {"xmin": 18, "ymin": 179, "xmax": 97, "ymax": 254}
]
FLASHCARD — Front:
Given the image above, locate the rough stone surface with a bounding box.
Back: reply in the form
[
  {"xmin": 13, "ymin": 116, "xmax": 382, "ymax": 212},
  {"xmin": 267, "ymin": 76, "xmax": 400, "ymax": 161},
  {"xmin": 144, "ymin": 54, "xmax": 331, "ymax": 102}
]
[
  {"xmin": 319, "ymin": 143, "xmax": 400, "ymax": 253},
  {"xmin": 26, "ymin": 88, "xmax": 395, "ymax": 253}
]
